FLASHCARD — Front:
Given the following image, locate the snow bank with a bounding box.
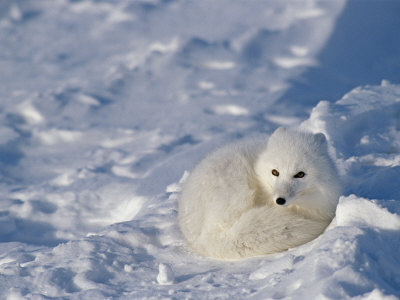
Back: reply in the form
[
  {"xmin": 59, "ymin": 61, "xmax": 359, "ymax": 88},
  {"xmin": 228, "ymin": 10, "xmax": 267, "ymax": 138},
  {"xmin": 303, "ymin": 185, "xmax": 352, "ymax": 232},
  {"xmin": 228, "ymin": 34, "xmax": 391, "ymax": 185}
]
[{"xmin": 301, "ymin": 81, "xmax": 400, "ymax": 201}]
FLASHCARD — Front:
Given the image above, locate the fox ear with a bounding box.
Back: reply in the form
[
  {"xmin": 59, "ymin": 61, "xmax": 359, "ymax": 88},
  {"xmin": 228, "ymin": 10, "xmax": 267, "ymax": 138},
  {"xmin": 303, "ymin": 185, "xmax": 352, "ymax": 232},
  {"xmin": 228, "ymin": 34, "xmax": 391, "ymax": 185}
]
[
  {"xmin": 273, "ymin": 127, "xmax": 286, "ymax": 135},
  {"xmin": 314, "ymin": 133, "xmax": 327, "ymax": 145}
]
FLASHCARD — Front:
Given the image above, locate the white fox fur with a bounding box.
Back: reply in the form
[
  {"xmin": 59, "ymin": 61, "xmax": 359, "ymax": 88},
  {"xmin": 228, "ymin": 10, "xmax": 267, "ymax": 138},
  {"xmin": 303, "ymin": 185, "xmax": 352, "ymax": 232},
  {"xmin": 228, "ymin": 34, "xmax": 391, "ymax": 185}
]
[{"xmin": 178, "ymin": 127, "xmax": 341, "ymax": 259}]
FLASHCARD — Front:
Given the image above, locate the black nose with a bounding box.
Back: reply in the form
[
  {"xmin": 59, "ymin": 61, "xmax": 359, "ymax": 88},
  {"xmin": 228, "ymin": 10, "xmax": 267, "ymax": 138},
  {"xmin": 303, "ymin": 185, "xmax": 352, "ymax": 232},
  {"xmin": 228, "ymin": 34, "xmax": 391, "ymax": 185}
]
[{"xmin": 276, "ymin": 198, "xmax": 286, "ymax": 205}]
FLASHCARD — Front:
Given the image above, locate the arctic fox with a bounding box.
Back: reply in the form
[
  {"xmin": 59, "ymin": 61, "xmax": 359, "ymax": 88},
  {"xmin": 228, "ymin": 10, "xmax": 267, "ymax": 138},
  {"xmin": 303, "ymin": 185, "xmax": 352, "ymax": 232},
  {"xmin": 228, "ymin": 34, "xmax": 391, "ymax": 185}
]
[{"xmin": 178, "ymin": 127, "xmax": 341, "ymax": 259}]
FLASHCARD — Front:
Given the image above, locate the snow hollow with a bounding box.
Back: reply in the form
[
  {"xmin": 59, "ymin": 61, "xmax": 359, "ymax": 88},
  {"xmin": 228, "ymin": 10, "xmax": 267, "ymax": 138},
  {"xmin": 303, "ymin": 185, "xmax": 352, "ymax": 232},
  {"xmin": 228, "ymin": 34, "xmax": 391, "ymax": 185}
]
[{"xmin": 0, "ymin": 0, "xmax": 399, "ymax": 299}]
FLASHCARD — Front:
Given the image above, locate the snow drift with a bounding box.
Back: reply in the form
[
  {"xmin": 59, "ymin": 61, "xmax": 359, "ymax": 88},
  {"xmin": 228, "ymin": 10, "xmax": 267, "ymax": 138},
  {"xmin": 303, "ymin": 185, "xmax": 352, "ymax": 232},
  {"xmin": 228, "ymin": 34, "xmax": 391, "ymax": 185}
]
[{"xmin": 2, "ymin": 82, "xmax": 400, "ymax": 299}]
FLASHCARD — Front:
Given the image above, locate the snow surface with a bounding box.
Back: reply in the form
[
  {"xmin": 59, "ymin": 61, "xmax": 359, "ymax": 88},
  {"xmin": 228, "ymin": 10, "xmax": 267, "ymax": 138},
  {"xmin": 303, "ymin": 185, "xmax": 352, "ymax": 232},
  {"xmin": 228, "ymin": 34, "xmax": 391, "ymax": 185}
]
[{"xmin": 0, "ymin": 0, "xmax": 400, "ymax": 299}]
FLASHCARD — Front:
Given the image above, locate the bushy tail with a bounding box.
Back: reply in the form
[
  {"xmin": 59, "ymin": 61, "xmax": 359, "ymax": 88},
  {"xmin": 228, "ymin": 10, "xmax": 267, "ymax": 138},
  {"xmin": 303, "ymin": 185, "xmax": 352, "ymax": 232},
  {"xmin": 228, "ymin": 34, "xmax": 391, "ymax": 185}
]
[{"xmin": 192, "ymin": 206, "xmax": 329, "ymax": 259}]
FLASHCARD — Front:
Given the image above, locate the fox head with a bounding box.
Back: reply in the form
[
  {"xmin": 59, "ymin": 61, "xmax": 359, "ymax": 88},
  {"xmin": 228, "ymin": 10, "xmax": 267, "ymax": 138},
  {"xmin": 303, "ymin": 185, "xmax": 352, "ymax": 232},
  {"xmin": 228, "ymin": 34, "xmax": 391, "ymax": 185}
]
[{"xmin": 255, "ymin": 127, "xmax": 340, "ymax": 218}]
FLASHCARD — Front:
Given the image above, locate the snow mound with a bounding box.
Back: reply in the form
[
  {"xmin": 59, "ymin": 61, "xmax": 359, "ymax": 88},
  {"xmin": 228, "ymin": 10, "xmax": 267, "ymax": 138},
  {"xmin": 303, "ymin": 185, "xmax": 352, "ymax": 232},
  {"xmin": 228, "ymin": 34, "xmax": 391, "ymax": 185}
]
[
  {"xmin": 301, "ymin": 81, "xmax": 400, "ymax": 201},
  {"xmin": 157, "ymin": 263, "xmax": 175, "ymax": 285}
]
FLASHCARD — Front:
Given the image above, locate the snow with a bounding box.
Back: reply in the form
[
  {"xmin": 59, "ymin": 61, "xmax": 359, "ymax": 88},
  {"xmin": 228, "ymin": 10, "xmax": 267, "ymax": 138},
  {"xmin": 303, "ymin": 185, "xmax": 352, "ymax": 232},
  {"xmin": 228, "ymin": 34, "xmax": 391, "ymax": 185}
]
[
  {"xmin": 157, "ymin": 263, "xmax": 175, "ymax": 285},
  {"xmin": 0, "ymin": 0, "xmax": 399, "ymax": 299}
]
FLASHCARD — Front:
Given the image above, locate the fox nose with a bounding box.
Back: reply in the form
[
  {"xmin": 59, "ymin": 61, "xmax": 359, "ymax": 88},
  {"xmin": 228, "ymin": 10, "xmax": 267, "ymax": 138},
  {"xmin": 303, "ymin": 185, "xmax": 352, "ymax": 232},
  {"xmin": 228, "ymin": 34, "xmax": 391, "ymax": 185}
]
[{"xmin": 276, "ymin": 197, "xmax": 286, "ymax": 205}]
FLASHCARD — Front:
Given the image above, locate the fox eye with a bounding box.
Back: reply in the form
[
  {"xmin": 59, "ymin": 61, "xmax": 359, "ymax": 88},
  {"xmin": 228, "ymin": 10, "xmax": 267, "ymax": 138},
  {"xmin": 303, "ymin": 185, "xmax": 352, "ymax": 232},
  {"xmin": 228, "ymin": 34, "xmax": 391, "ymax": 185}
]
[
  {"xmin": 271, "ymin": 169, "xmax": 279, "ymax": 176},
  {"xmin": 294, "ymin": 171, "xmax": 305, "ymax": 178}
]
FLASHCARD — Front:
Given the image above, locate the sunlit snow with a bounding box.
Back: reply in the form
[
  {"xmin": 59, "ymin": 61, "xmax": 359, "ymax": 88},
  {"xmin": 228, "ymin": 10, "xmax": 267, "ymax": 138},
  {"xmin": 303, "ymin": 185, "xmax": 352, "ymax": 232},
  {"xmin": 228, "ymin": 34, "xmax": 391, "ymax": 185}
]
[{"xmin": 0, "ymin": 0, "xmax": 400, "ymax": 299}]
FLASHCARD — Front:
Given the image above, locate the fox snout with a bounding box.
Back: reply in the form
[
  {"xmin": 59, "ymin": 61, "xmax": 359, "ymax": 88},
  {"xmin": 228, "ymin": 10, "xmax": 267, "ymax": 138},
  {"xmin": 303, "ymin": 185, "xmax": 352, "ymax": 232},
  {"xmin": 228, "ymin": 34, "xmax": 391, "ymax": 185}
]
[
  {"xmin": 274, "ymin": 193, "xmax": 296, "ymax": 206},
  {"xmin": 273, "ymin": 181, "xmax": 297, "ymax": 206},
  {"xmin": 275, "ymin": 197, "xmax": 286, "ymax": 205}
]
